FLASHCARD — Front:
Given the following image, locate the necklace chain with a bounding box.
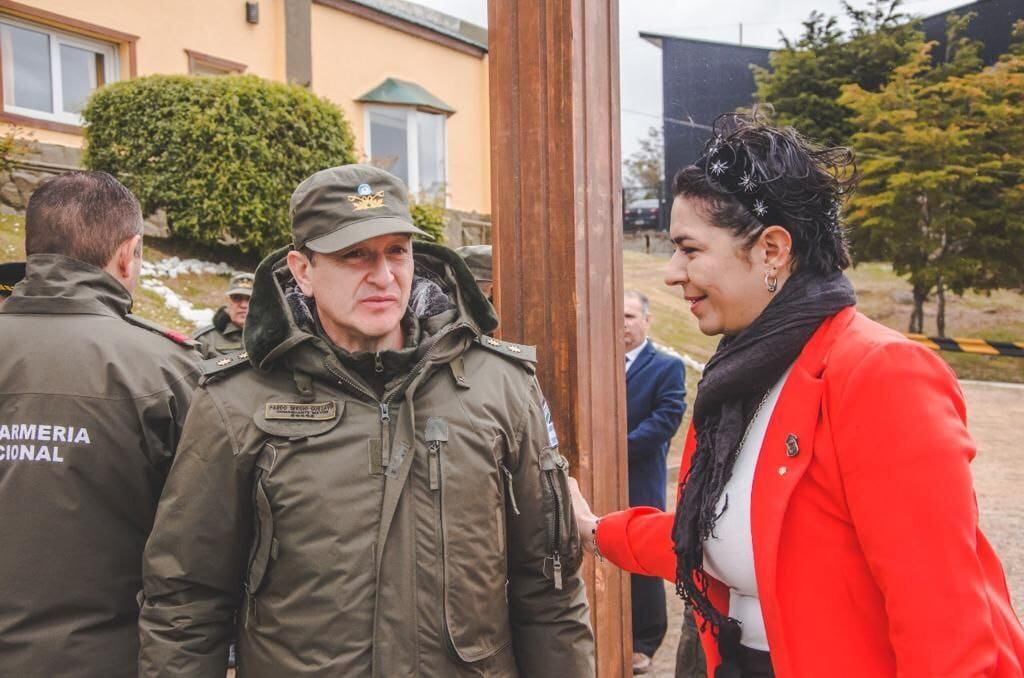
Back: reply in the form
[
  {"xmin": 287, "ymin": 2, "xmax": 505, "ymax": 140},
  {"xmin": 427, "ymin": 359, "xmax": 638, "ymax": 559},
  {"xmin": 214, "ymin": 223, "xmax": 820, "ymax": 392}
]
[{"xmin": 734, "ymin": 389, "xmax": 772, "ymax": 456}]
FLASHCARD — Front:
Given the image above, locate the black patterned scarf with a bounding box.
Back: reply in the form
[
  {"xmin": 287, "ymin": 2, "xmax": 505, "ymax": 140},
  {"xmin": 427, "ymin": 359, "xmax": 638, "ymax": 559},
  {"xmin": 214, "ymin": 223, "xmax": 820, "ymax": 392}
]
[{"xmin": 671, "ymin": 269, "xmax": 856, "ymax": 667}]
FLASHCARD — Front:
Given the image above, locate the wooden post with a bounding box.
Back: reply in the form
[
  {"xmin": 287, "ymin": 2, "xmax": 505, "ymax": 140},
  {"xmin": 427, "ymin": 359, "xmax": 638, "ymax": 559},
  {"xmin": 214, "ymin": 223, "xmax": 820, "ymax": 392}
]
[{"xmin": 488, "ymin": 1, "xmax": 630, "ymax": 676}]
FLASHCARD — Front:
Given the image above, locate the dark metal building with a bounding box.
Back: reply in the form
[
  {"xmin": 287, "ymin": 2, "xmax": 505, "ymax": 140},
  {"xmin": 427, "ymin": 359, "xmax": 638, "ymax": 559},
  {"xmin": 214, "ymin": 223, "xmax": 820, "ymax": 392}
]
[{"xmin": 645, "ymin": 0, "xmax": 1023, "ymax": 228}]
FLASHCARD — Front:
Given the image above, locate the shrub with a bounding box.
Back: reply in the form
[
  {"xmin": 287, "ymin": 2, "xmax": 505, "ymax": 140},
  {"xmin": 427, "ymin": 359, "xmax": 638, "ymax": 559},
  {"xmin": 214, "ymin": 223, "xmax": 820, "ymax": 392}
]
[
  {"xmin": 0, "ymin": 126, "xmax": 31, "ymax": 174},
  {"xmin": 409, "ymin": 200, "xmax": 446, "ymax": 244},
  {"xmin": 83, "ymin": 74, "xmax": 356, "ymax": 254}
]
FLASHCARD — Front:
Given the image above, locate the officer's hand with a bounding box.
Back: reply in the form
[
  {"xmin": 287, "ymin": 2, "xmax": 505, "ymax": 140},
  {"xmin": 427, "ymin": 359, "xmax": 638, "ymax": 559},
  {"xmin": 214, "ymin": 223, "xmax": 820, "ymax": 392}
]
[{"xmin": 567, "ymin": 477, "xmax": 599, "ymax": 555}]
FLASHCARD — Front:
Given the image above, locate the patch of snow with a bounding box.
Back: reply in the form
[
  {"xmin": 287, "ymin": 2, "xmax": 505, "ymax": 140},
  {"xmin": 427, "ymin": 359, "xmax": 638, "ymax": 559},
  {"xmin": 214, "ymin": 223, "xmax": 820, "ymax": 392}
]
[
  {"xmin": 141, "ymin": 256, "xmax": 234, "ymax": 279},
  {"xmin": 140, "ymin": 256, "xmax": 237, "ymax": 328},
  {"xmin": 140, "ymin": 279, "xmax": 215, "ymax": 327},
  {"xmin": 653, "ymin": 342, "xmax": 706, "ymax": 374}
]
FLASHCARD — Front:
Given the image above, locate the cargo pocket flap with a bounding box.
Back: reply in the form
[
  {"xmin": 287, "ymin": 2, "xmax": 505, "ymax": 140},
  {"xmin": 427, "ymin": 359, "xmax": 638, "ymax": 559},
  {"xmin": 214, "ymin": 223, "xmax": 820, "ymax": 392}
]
[{"xmin": 246, "ymin": 478, "xmax": 275, "ymax": 595}]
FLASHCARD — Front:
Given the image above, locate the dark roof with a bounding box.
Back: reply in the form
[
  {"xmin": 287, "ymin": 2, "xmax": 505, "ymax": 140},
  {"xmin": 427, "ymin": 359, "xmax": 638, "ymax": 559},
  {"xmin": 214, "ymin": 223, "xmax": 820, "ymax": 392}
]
[
  {"xmin": 641, "ymin": 0, "xmax": 1021, "ymax": 58},
  {"xmin": 639, "ymin": 31, "xmax": 774, "ymax": 54},
  {"xmin": 349, "ymin": 0, "xmax": 487, "ymax": 51},
  {"xmin": 357, "ymin": 77, "xmax": 456, "ymax": 114}
]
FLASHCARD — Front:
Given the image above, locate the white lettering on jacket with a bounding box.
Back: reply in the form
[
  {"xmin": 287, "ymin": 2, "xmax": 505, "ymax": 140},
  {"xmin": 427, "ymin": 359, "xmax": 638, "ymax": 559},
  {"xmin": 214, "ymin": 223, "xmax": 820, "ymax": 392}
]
[{"xmin": 0, "ymin": 423, "xmax": 91, "ymax": 464}]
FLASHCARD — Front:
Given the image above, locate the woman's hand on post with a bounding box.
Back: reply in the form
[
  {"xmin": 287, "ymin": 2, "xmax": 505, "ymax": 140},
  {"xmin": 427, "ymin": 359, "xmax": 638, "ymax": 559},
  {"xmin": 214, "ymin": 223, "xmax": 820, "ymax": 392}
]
[{"xmin": 568, "ymin": 477, "xmax": 600, "ymax": 555}]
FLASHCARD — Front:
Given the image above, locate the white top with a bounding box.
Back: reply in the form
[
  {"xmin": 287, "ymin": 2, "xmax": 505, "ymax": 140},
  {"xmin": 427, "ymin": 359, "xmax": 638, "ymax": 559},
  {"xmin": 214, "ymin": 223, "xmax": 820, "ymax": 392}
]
[
  {"xmin": 702, "ymin": 365, "xmax": 793, "ymax": 652},
  {"xmin": 624, "ymin": 338, "xmax": 648, "ymax": 373}
]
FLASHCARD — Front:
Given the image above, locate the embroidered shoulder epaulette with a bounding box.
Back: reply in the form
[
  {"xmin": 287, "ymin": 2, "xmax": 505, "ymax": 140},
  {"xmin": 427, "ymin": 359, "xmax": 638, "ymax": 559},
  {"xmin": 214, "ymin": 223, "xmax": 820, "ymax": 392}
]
[
  {"xmin": 474, "ymin": 336, "xmax": 537, "ymax": 365},
  {"xmin": 125, "ymin": 314, "xmax": 201, "ymax": 349},
  {"xmin": 199, "ymin": 350, "xmax": 251, "ymax": 383}
]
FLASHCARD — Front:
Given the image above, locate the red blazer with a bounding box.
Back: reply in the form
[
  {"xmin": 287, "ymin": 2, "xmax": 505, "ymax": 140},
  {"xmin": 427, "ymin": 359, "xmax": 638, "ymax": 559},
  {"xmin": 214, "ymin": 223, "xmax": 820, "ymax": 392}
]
[{"xmin": 597, "ymin": 307, "xmax": 1024, "ymax": 677}]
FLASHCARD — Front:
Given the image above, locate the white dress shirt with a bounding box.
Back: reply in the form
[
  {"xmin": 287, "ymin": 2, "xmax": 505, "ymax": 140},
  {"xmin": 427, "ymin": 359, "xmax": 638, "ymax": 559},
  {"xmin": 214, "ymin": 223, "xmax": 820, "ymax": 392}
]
[
  {"xmin": 702, "ymin": 365, "xmax": 794, "ymax": 652},
  {"xmin": 625, "ymin": 339, "xmax": 648, "ymax": 374}
]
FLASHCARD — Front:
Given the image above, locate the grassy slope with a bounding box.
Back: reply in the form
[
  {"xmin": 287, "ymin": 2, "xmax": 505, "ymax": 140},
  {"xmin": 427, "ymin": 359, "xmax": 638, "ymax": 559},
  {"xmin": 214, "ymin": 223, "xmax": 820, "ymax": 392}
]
[{"xmin": 623, "ymin": 250, "xmax": 1024, "ymax": 386}]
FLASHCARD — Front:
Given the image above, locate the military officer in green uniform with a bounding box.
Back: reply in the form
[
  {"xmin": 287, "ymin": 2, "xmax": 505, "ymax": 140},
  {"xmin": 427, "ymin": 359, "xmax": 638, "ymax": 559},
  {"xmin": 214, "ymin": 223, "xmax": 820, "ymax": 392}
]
[
  {"xmin": 194, "ymin": 272, "xmax": 254, "ymax": 357},
  {"xmin": 456, "ymin": 244, "xmax": 493, "ymax": 300},
  {"xmin": 0, "ymin": 171, "xmax": 200, "ymax": 678},
  {"xmin": 140, "ymin": 165, "xmax": 594, "ymax": 677}
]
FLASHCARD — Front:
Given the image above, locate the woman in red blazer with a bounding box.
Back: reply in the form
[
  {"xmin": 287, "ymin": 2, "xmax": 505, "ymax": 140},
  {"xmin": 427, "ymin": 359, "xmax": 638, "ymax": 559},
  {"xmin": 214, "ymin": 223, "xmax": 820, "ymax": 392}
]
[{"xmin": 570, "ymin": 114, "xmax": 1024, "ymax": 677}]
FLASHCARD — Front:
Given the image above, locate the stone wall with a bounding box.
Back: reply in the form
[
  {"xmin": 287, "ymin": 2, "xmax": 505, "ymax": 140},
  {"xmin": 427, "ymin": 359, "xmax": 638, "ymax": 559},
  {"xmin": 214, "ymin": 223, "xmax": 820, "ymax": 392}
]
[
  {"xmin": 444, "ymin": 208, "xmax": 491, "ymax": 247},
  {"xmin": 0, "ymin": 144, "xmax": 492, "ymax": 245},
  {"xmin": 0, "ymin": 142, "xmax": 83, "ymax": 215}
]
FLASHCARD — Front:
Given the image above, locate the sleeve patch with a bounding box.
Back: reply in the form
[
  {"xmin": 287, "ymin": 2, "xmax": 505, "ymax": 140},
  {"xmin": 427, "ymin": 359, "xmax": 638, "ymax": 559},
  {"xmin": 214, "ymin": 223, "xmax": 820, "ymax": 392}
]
[{"xmin": 543, "ymin": 400, "xmax": 559, "ymax": 448}]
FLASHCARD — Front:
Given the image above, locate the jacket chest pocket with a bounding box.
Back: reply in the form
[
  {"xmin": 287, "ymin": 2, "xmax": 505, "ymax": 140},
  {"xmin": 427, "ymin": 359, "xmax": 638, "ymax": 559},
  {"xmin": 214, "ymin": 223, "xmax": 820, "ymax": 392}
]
[
  {"xmin": 427, "ymin": 418, "xmax": 512, "ymax": 664},
  {"xmin": 243, "ymin": 446, "xmax": 278, "ymax": 628}
]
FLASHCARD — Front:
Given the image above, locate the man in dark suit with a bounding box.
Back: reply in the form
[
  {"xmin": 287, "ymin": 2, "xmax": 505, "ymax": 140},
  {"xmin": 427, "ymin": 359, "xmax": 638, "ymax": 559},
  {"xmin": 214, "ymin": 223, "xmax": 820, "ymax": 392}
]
[{"xmin": 624, "ymin": 290, "xmax": 686, "ymax": 674}]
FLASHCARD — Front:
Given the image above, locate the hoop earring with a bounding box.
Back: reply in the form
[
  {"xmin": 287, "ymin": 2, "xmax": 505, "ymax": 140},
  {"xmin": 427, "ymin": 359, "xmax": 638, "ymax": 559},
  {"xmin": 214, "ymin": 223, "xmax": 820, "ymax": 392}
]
[{"xmin": 764, "ymin": 270, "xmax": 779, "ymax": 294}]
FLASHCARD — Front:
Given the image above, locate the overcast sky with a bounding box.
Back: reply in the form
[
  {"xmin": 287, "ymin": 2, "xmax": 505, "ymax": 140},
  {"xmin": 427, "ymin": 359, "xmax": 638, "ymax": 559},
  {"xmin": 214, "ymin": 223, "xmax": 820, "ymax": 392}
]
[{"xmin": 413, "ymin": 0, "xmax": 978, "ymax": 159}]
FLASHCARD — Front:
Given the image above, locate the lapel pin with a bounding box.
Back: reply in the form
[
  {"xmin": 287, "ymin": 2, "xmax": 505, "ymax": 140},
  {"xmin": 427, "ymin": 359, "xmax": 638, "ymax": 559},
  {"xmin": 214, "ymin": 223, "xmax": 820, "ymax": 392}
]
[
  {"xmin": 785, "ymin": 433, "xmax": 799, "ymax": 457},
  {"xmin": 778, "ymin": 466, "xmax": 788, "ymax": 476}
]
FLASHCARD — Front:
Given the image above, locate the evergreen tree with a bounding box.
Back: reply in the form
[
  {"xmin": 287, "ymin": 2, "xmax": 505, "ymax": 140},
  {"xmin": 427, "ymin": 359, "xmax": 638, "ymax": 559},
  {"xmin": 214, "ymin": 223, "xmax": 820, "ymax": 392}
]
[
  {"xmin": 841, "ymin": 18, "xmax": 1024, "ymax": 334},
  {"xmin": 753, "ymin": 0, "xmax": 920, "ymax": 146}
]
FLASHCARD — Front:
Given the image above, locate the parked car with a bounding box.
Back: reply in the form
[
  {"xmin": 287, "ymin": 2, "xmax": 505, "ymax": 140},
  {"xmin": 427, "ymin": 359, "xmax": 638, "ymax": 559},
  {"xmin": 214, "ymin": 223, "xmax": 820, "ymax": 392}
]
[{"xmin": 624, "ymin": 198, "xmax": 660, "ymax": 231}]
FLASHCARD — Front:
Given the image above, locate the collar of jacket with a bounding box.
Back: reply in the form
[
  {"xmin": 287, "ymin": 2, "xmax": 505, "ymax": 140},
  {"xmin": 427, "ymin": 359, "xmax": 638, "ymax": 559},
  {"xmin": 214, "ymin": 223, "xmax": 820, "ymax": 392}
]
[
  {"xmin": 242, "ymin": 241, "xmax": 499, "ymax": 382},
  {"xmin": 1, "ymin": 253, "xmax": 132, "ymax": 318},
  {"xmin": 212, "ymin": 306, "xmax": 241, "ymax": 335}
]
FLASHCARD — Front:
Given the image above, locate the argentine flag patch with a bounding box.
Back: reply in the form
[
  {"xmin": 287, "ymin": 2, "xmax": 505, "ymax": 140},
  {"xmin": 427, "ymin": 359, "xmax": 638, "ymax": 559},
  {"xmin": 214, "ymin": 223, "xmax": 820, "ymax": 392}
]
[{"xmin": 542, "ymin": 400, "xmax": 559, "ymax": 448}]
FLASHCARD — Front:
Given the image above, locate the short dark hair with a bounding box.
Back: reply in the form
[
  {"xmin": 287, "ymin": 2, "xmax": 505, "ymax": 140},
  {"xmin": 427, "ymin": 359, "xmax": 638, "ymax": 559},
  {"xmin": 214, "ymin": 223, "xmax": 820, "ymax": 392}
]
[
  {"xmin": 673, "ymin": 112, "xmax": 857, "ymax": 275},
  {"xmin": 25, "ymin": 171, "xmax": 143, "ymax": 268}
]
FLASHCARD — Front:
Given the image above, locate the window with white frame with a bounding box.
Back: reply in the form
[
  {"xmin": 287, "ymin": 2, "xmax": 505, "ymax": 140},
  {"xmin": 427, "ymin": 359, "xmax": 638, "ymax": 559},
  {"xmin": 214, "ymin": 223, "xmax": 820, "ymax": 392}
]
[
  {"xmin": 0, "ymin": 17, "xmax": 118, "ymax": 125},
  {"xmin": 366, "ymin": 106, "xmax": 447, "ymax": 202}
]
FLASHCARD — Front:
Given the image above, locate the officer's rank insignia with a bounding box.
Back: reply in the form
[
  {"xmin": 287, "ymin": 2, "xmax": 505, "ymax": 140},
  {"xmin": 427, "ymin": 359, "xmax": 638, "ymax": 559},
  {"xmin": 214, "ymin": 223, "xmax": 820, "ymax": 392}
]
[
  {"xmin": 348, "ymin": 183, "xmax": 385, "ymax": 211},
  {"xmin": 264, "ymin": 401, "xmax": 337, "ymax": 421}
]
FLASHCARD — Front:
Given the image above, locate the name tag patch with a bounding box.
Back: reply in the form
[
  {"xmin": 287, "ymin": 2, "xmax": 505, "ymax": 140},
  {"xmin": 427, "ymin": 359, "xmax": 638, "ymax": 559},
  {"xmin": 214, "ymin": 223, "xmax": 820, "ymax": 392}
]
[{"xmin": 264, "ymin": 401, "xmax": 337, "ymax": 421}]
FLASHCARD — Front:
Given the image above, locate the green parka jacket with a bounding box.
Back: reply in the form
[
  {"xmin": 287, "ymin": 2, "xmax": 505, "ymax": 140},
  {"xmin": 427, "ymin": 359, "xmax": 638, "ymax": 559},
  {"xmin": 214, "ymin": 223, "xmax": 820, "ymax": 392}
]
[
  {"xmin": 139, "ymin": 243, "xmax": 594, "ymax": 677},
  {"xmin": 0, "ymin": 254, "xmax": 200, "ymax": 678},
  {"xmin": 193, "ymin": 306, "xmax": 243, "ymax": 358}
]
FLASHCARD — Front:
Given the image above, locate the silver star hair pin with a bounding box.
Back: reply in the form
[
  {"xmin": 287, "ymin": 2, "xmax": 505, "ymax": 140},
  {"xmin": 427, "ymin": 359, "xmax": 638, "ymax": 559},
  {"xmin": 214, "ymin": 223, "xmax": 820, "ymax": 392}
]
[
  {"xmin": 752, "ymin": 199, "xmax": 768, "ymax": 217},
  {"xmin": 739, "ymin": 172, "xmax": 757, "ymax": 192},
  {"xmin": 709, "ymin": 159, "xmax": 728, "ymax": 176}
]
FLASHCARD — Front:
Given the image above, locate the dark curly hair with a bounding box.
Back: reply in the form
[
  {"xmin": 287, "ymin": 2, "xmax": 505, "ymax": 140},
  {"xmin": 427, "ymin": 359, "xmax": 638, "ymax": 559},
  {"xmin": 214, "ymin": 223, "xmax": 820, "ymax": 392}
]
[{"xmin": 673, "ymin": 112, "xmax": 857, "ymax": 276}]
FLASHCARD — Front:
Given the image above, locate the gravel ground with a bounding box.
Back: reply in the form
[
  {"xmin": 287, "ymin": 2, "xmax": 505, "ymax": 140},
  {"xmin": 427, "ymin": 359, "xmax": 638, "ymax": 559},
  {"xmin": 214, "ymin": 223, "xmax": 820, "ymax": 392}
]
[{"xmin": 649, "ymin": 380, "xmax": 1024, "ymax": 677}]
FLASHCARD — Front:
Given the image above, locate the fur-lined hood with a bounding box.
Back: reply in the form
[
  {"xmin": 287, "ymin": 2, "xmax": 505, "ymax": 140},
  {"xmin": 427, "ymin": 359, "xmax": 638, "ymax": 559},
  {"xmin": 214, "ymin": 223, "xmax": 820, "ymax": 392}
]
[{"xmin": 242, "ymin": 241, "xmax": 498, "ymax": 373}]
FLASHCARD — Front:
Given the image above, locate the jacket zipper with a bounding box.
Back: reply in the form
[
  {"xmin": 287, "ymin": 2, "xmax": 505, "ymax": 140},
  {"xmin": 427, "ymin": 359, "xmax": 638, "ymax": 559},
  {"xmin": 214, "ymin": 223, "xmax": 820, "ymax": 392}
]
[
  {"xmin": 501, "ymin": 465, "xmax": 520, "ymax": 516},
  {"xmin": 428, "ymin": 440, "xmax": 441, "ymax": 490},
  {"xmin": 245, "ymin": 470, "xmax": 265, "ymax": 627},
  {"xmin": 431, "ymin": 439, "xmax": 459, "ymax": 659},
  {"xmin": 371, "ymin": 322, "xmax": 471, "ymax": 471},
  {"xmin": 543, "ymin": 466, "xmax": 564, "ymax": 590},
  {"xmin": 380, "ymin": 403, "xmax": 391, "ymax": 460}
]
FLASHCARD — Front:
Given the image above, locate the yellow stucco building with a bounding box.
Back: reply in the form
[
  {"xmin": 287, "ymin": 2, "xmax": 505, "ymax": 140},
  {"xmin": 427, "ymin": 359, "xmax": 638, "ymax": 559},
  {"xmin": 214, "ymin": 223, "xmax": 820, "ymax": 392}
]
[{"xmin": 0, "ymin": 0, "xmax": 490, "ymax": 214}]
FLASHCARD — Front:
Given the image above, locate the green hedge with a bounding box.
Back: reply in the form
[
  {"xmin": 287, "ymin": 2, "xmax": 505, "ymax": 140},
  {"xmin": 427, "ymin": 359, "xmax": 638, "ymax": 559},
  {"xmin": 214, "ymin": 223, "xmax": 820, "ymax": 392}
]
[
  {"xmin": 410, "ymin": 201, "xmax": 446, "ymax": 244},
  {"xmin": 83, "ymin": 74, "xmax": 356, "ymax": 254}
]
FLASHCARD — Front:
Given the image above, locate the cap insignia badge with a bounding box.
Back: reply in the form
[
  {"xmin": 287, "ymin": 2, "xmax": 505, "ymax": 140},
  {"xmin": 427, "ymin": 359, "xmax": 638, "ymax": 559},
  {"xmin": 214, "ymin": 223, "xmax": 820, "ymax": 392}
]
[{"xmin": 348, "ymin": 186, "xmax": 386, "ymax": 211}]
